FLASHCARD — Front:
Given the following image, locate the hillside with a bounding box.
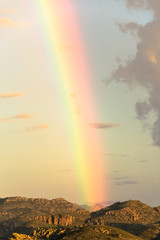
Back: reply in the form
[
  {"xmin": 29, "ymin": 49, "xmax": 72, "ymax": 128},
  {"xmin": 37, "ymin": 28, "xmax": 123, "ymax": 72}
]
[
  {"xmin": 0, "ymin": 197, "xmax": 89, "ymax": 239},
  {"xmin": 10, "ymin": 225, "xmax": 143, "ymax": 240},
  {"xmin": 89, "ymin": 200, "xmax": 160, "ymax": 225},
  {"xmin": 87, "ymin": 200, "xmax": 160, "ymax": 238},
  {"xmin": 1, "ymin": 197, "xmax": 160, "ymax": 239}
]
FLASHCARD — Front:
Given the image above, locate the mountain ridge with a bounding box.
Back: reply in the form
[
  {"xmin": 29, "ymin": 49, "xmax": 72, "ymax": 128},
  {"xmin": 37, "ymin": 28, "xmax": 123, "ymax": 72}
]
[{"xmin": 0, "ymin": 197, "xmax": 160, "ymax": 239}]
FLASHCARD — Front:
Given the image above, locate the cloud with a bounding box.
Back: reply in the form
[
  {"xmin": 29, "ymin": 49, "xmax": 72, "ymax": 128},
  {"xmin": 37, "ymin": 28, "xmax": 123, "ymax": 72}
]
[
  {"xmin": 0, "ymin": 18, "xmax": 28, "ymax": 28},
  {"xmin": 26, "ymin": 124, "xmax": 50, "ymax": 132},
  {"xmin": 0, "ymin": 18, "xmax": 15, "ymax": 27},
  {"xmin": 107, "ymin": 1, "xmax": 160, "ymax": 146},
  {"xmin": 0, "ymin": 114, "xmax": 34, "ymax": 124},
  {"xmin": 120, "ymin": 154, "xmax": 129, "ymax": 158},
  {"xmin": 113, "ymin": 174, "xmax": 138, "ymax": 185},
  {"xmin": 121, "ymin": 0, "xmax": 147, "ymax": 9},
  {"xmin": 0, "ymin": 118, "xmax": 13, "ymax": 123},
  {"xmin": 13, "ymin": 114, "xmax": 34, "ymax": 119},
  {"xmin": 117, "ymin": 22, "xmax": 140, "ymax": 36},
  {"xmin": 0, "ymin": 92, "xmax": 25, "ymax": 98},
  {"xmin": 114, "ymin": 180, "xmax": 138, "ymax": 185},
  {"xmin": 90, "ymin": 123, "xmax": 119, "ymax": 129},
  {"xmin": 113, "ymin": 176, "xmax": 131, "ymax": 181},
  {"xmin": 0, "ymin": 9, "xmax": 17, "ymax": 13},
  {"xmin": 139, "ymin": 160, "xmax": 148, "ymax": 163}
]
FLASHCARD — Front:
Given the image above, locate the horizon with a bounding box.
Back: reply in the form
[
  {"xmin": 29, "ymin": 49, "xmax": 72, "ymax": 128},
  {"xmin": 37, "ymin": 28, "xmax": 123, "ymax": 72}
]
[{"xmin": 1, "ymin": 195, "xmax": 159, "ymax": 208}]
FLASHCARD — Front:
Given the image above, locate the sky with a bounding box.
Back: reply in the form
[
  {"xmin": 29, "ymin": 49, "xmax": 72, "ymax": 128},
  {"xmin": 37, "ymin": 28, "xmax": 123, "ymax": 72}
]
[{"xmin": 0, "ymin": 0, "xmax": 160, "ymax": 206}]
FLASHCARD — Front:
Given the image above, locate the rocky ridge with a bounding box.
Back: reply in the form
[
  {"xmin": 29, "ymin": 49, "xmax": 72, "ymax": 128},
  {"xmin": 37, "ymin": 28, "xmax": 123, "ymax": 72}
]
[
  {"xmin": 1, "ymin": 197, "xmax": 160, "ymax": 239},
  {"xmin": 0, "ymin": 197, "xmax": 89, "ymax": 239}
]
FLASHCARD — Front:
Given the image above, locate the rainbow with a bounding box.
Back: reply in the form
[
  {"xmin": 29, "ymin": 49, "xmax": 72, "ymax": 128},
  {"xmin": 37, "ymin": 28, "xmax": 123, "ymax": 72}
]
[{"xmin": 31, "ymin": 0, "xmax": 107, "ymax": 204}]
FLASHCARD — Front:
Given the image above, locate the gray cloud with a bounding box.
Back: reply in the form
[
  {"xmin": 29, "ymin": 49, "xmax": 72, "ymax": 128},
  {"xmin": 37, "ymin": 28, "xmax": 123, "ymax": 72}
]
[
  {"xmin": 113, "ymin": 176, "xmax": 130, "ymax": 180},
  {"xmin": 139, "ymin": 160, "xmax": 148, "ymax": 163},
  {"xmin": 121, "ymin": 0, "xmax": 147, "ymax": 9},
  {"xmin": 117, "ymin": 22, "xmax": 140, "ymax": 36},
  {"xmin": 113, "ymin": 174, "xmax": 138, "ymax": 185},
  {"xmin": 90, "ymin": 123, "xmax": 119, "ymax": 129},
  {"xmin": 107, "ymin": 0, "xmax": 160, "ymax": 146},
  {"xmin": 114, "ymin": 180, "xmax": 138, "ymax": 185}
]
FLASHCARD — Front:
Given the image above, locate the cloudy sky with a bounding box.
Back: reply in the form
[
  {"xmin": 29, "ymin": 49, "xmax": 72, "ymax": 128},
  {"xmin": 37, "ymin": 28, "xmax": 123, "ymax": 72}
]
[{"xmin": 0, "ymin": 0, "xmax": 160, "ymax": 206}]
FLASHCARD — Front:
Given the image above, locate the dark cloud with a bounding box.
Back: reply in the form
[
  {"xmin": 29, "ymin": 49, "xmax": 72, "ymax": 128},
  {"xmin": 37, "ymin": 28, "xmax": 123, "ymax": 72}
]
[
  {"xmin": 114, "ymin": 180, "xmax": 138, "ymax": 185},
  {"xmin": 122, "ymin": 0, "xmax": 147, "ymax": 9},
  {"xmin": 113, "ymin": 176, "xmax": 130, "ymax": 180},
  {"xmin": 113, "ymin": 174, "xmax": 138, "ymax": 185},
  {"xmin": 90, "ymin": 123, "xmax": 119, "ymax": 129},
  {"xmin": 107, "ymin": 0, "xmax": 160, "ymax": 146},
  {"xmin": 139, "ymin": 160, "xmax": 148, "ymax": 163},
  {"xmin": 117, "ymin": 22, "xmax": 140, "ymax": 36}
]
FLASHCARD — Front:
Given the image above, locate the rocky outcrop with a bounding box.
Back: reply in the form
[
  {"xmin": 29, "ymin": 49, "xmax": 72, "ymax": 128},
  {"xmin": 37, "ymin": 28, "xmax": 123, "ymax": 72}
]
[
  {"xmin": 0, "ymin": 197, "xmax": 89, "ymax": 239},
  {"xmin": 88, "ymin": 200, "xmax": 160, "ymax": 225},
  {"xmin": 34, "ymin": 214, "xmax": 75, "ymax": 227}
]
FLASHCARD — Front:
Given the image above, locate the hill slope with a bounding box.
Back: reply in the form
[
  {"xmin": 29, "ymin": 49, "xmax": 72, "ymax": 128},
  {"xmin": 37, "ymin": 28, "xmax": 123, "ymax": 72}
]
[
  {"xmin": 1, "ymin": 197, "xmax": 160, "ymax": 240},
  {"xmin": 0, "ymin": 197, "xmax": 89, "ymax": 239},
  {"xmin": 87, "ymin": 200, "xmax": 160, "ymax": 238},
  {"xmin": 10, "ymin": 225, "xmax": 143, "ymax": 240}
]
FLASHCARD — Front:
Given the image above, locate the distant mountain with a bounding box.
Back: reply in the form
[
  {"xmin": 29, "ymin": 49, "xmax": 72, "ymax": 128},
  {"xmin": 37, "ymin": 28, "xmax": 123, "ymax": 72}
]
[
  {"xmin": 80, "ymin": 203, "xmax": 106, "ymax": 211},
  {"xmin": 79, "ymin": 200, "xmax": 115, "ymax": 212}
]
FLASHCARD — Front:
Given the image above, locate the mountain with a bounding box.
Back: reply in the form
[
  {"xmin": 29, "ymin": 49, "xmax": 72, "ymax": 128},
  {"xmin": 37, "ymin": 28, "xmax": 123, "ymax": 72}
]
[
  {"xmin": 1, "ymin": 197, "xmax": 160, "ymax": 239},
  {"xmin": 87, "ymin": 200, "xmax": 160, "ymax": 238},
  {"xmin": 0, "ymin": 197, "xmax": 89, "ymax": 239},
  {"xmin": 89, "ymin": 200, "xmax": 160, "ymax": 224}
]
